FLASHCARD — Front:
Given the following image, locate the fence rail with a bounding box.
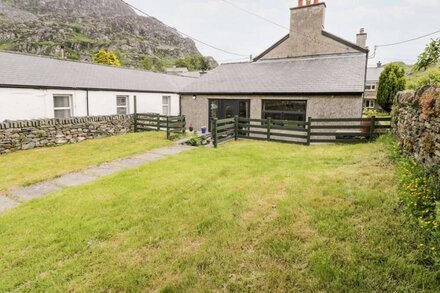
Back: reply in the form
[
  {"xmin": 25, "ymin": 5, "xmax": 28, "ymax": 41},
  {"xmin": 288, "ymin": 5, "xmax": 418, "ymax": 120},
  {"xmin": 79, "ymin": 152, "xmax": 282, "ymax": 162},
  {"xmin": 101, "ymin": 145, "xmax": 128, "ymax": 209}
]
[
  {"xmin": 135, "ymin": 113, "xmax": 186, "ymax": 139},
  {"xmin": 212, "ymin": 116, "xmax": 391, "ymax": 148}
]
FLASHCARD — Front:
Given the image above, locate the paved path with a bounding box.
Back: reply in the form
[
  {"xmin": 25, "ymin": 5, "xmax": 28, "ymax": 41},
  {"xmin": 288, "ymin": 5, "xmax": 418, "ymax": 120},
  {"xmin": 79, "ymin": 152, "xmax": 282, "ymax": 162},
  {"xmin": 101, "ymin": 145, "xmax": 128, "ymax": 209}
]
[{"xmin": 0, "ymin": 145, "xmax": 193, "ymax": 213}]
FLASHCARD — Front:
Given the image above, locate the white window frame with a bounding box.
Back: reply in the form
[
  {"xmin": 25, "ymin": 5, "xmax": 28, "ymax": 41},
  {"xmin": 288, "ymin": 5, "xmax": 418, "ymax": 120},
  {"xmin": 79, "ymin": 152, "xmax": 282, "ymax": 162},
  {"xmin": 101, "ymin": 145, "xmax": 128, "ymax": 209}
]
[
  {"xmin": 365, "ymin": 99, "xmax": 376, "ymax": 109},
  {"xmin": 53, "ymin": 94, "xmax": 73, "ymax": 119},
  {"xmin": 365, "ymin": 81, "xmax": 377, "ymax": 91},
  {"xmin": 162, "ymin": 96, "xmax": 171, "ymax": 115},
  {"xmin": 116, "ymin": 96, "xmax": 129, "ymax": 115}
]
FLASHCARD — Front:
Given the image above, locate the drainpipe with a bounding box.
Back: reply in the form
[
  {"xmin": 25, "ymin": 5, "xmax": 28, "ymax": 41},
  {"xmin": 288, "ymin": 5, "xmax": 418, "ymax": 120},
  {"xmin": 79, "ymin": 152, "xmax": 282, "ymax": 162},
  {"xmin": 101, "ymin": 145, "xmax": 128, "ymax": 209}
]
[{"xmin": 86, "ymin": 90, "xmax": 90, "ymax": 116}]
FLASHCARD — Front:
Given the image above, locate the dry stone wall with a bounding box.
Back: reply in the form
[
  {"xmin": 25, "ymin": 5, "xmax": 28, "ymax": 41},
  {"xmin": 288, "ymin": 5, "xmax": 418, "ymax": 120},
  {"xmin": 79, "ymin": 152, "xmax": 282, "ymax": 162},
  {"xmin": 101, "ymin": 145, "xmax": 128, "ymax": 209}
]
[
  {"xmin": 0, "ymin": 115, "xmax": 133, "ymax": 154},
  {"xmin": 393, "ymin": 86, "xmax": 440, "ymax": 170}
]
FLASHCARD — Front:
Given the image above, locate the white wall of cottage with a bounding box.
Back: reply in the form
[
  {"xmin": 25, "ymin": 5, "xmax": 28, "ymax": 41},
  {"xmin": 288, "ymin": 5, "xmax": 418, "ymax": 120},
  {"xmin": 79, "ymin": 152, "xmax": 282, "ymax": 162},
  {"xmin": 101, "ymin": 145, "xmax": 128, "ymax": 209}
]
[{"xmin": 0, "ymin": 88, "xmax": 180, "ymax": 122}]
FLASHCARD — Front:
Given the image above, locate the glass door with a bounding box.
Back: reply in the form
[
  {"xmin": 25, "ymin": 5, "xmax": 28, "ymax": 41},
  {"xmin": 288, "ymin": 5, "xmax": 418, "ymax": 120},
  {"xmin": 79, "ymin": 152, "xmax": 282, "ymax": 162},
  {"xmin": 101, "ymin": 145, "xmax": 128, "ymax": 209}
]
[{"xmin": 209, "ymin": 99, "xmax": 250, "ymax": 131}]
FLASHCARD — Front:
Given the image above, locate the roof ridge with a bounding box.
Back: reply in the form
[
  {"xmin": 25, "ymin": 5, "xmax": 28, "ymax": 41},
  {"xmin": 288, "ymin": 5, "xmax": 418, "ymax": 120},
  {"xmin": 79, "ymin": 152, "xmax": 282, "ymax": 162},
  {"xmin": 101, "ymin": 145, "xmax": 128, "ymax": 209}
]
[{"xmin": 0, "ymin": 50, "xmax": 194, "ymax": 80}]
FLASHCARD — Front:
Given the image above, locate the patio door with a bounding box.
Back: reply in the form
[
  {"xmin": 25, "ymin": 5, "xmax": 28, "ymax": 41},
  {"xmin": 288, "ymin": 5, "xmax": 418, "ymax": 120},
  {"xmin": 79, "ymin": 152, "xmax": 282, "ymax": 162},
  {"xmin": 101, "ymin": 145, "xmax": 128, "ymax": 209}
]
[{"xmin": 209, "ymin": 99, "xmax": 250, "ymax": 130}]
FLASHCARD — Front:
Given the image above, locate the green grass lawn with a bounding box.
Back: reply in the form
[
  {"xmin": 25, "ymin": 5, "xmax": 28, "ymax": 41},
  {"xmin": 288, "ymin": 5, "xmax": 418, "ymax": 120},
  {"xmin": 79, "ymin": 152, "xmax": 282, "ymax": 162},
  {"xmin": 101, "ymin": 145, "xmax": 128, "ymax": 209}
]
[
  {"xmin": 0, "ymin": 132, "xmax": 171, "ymax": 193},
  {"xmin": 0, "ymin": 137, "xmax": 438, "ymax": 291}
]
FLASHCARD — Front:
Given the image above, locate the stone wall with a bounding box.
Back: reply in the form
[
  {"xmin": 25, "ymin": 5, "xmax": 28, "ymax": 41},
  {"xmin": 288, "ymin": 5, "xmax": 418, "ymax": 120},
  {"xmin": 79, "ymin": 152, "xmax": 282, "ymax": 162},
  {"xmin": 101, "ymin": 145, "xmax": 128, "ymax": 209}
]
[
  {"xmin": 393, "ymin": 86, "xmax": 440, "ymax": 169},
  {"xmin": 0, "ymin": 115, "xmax": 134, "ymax": 154}
]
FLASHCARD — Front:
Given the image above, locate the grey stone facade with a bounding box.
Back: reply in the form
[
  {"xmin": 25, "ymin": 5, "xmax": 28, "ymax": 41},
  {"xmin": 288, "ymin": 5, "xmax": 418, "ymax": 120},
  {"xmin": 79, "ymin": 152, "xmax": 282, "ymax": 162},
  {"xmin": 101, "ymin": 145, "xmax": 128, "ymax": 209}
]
[
  {"xmin": 181, "ymin": 94, "xmax": 363, "ymax": 130},
  {"xmin": 0, "ymin": 115, "xmax": 133, "ymax": 154},
  {"xmin": 393, "ymin": 87, "xmax": 440, "ymax": 170},
  {"xmin": 256, "ymin": 3, "xmax": 367, "ymax": 61}
]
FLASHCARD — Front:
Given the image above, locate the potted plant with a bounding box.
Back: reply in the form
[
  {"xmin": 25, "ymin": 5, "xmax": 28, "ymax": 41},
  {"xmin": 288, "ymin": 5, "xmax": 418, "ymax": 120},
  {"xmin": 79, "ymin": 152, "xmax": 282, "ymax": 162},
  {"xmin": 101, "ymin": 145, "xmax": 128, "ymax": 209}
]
[{"xmin": 201, "ymin": 126, "xmax": 207, "ymax": 134}]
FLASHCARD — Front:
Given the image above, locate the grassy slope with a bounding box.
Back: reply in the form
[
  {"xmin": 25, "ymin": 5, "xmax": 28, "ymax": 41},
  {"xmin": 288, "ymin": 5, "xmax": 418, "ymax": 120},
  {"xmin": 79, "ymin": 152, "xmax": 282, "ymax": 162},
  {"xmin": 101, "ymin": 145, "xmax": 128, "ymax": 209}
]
[
  {"xmin": 0, "ymin": 137, "xmax": 438, "ymax": 291},
  {"xmin": 400, "ymin": 62, "xmax": 440, "ymax": 89},
  {"xmin": 0, "ymin": 132, "xmax": 171, "ymax": 193}
]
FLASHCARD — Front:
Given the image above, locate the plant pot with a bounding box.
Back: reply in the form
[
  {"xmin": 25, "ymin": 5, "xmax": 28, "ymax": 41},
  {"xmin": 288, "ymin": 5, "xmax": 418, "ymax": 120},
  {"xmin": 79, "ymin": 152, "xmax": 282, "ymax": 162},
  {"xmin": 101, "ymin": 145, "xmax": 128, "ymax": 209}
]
[{"xmin": 201, "ymin": 127, "xmax": 207, "ymax": 134}]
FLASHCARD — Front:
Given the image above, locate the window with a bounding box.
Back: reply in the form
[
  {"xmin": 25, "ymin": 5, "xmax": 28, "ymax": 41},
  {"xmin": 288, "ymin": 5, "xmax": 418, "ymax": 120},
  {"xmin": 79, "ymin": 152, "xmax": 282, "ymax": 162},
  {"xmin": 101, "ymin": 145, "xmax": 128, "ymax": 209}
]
[
  {"xmin": 364, "ymin": 99, "xmax": 376, "ymax": 109},
  {"xmin": 116, "ymin": 96, "xmax": 128, "ymax": 115},
  {"xmin": 262, "ymin": 100, "xmax": 307, "ymax": 122},
  {"xmin": 162, "ymin": 96, "xmax": 171, "ymax": 115},
  {"xmin": 53, "ymin": 95, "xmax": 72, "ymax": 119},
  {"xmin": 365, "ymin": 81, "xmax": 377, "ymax": 91}
]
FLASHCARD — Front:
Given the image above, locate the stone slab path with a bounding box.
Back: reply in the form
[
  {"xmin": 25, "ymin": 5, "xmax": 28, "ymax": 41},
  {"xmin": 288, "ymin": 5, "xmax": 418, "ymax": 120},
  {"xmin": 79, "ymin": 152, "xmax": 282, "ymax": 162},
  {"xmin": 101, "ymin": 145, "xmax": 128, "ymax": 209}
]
[{"xmin": 0, "ymin": 145, "xmax": 193, "ymax": 213}]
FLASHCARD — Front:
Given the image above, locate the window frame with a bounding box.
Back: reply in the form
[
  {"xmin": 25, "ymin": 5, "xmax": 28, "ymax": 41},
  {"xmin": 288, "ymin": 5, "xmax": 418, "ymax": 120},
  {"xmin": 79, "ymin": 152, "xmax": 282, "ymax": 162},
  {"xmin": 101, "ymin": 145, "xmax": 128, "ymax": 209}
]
[
  {"xmin": 162, "ymin": 96, "xmax": 171, "ymax": 115},
  {"xmin": 116, "ymin": 95, "xmax": 129, "ymax": 115},
  {"xmin": 261, "ymin": 99, "xmax": 307, "ymax": 122},
  {"xmin": 53, "ymin": 94, "xmax": 73, "ymax": 119},
  {"xmin": 365, "ymin": 81, "xmax": 377, "ymax": 91},
  {"xmin": 364, "ymin": 99, "xmax": 376, "ymax": 109}
]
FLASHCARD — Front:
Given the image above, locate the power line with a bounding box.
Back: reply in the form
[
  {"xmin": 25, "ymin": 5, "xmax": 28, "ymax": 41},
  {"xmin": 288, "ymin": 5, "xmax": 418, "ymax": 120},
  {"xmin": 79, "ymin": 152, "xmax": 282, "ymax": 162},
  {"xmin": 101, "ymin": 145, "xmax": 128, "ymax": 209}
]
[
  {"xmin": 376, "ymin": 29, "xmax": 440, "ymax": 48},
  {"xmin": 369, "ymin": 29, "xmax": 440, "ymax": 58},
  {"xmin": 120, "ymin": 0, "xmax": 249, "ymax": 57},
  {"xmin": 219, "ymin": 0, "xmax": 289, "ymax": 30}
]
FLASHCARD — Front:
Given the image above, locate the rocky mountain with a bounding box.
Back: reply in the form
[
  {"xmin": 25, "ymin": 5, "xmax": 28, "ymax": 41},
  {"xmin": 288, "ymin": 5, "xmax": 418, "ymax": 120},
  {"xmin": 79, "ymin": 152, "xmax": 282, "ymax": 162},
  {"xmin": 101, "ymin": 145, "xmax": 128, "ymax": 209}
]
[{"xmin": 0, "ymin": 0, "xmax": 205, "ymax": 69}]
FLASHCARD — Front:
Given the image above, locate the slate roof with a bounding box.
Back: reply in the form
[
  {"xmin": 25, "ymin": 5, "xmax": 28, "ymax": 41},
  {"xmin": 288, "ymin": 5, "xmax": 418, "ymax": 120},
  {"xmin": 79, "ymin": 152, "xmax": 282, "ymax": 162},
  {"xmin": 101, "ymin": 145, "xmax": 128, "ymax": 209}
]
[
  {"xmin": 181, "ymin": 53, "xmax": 367, "ymax": 94},
  {"xmin": 366, "ymin": 66, "xmax": 385, "ymax": 81},
  {"xmin": 0, "ymin": 51, "xmax": 195, "ymax": 93}
]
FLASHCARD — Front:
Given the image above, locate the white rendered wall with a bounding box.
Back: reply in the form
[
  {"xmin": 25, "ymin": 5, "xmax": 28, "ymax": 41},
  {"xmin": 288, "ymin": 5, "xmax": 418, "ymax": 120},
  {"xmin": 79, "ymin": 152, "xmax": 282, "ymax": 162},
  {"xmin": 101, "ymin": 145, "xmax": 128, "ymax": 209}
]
[
  {"xmin": 0, "ymin": 88, "xmax": 181, "ymax": 122},
  {"xmin": 0, "ymin": 88, "xmax": 87, "ymax": 121}
]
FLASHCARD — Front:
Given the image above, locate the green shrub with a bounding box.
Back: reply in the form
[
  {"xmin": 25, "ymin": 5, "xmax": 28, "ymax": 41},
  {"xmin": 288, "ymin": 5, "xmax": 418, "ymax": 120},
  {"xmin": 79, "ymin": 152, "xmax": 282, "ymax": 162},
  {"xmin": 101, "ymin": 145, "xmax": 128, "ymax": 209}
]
[
  {"xmin": 389, "ymin": 139, "xmax": 440, "ymax": 266},
  {"xmin": 377, "ymin": 64, "xmax": 406, "ymax": 112}
]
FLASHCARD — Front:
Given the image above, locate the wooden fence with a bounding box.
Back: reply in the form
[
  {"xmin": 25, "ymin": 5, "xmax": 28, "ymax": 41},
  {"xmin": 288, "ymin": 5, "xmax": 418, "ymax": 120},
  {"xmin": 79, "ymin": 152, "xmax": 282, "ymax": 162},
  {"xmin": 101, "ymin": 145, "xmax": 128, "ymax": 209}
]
[
  {"xmin": 134, "ymin": 113, "xmax": 186, "ymax": 139},
  {"xmin": 212, "ymin": 116, "xmax": 391, "ymax": 148}
]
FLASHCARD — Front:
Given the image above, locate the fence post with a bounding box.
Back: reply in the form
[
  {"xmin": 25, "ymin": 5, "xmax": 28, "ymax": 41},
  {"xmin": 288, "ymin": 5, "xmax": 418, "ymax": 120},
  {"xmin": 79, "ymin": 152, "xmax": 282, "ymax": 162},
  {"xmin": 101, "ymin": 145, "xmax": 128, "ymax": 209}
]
[
  {"xmin": 369, "ymin": 115, "xmax": 376, "ymax": 141},
  {"xmin": 267, "ymin": 117, "xmax": 272, "ymax": 141},
  {"xmin": 213, "ymin": 118, "xmax": 218, "ymax": 148},
  {"xmin": 166, "ymin": 116, "xmax": 170, "ymax": 139},
  {"xmin": 133, "ymin": 95, "xmax": 138, "ymax": 133},
  {"xmin": 234, "ymin": 116, "xmax": 239, "ymax": 141},
  {"xmin": 307, "ymin": 117, "xmax": 312, "ymax": 145},
  {"xmin": 182, "ymin": 116, "xmax": 186, "ymax": 134},
  {"xmin": 157, "ymin": 114, "xmax": 161, "ymax": 132}
]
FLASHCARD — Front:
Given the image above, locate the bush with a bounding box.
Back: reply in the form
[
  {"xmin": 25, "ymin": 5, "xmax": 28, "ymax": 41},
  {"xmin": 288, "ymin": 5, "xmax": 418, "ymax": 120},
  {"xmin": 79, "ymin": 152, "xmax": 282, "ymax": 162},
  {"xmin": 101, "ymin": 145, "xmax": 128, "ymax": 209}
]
[
  {"xmin": 377, "ymin": 64, "xmax": 406, "ymax": 112},
  {"xmin": 389, "ymin": 138, "xmax": 440, "ymax": 266},
  {"xmin": 92, "ymin": 49, "xmax": 121, "ymax": 66}
]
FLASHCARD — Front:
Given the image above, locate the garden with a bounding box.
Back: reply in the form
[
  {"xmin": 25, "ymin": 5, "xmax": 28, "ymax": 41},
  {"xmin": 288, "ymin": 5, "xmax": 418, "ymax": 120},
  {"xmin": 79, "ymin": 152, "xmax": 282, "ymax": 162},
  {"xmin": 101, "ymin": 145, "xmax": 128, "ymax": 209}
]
[{"xmin": 1, "ymin": 135, "xmax": 439, "ymax": 291}]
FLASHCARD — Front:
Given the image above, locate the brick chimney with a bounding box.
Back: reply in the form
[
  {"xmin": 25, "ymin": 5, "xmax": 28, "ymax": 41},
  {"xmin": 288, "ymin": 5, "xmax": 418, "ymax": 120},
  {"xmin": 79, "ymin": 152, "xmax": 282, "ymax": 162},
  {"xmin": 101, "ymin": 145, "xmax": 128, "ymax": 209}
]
[
  {"xmin": 356, "ymin": 28, "xmax": 367, "ymax": 49},
  {"xmin": 291, "ymin": 1, "xmax": 326, "ymax": 36}
]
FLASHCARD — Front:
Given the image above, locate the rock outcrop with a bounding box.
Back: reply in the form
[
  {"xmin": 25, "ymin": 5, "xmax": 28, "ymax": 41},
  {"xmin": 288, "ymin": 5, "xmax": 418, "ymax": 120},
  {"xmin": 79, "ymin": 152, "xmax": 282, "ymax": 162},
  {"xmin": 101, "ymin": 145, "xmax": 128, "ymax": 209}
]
[{"xmin": 0, "ymin": 0, "xmax": 201, "ymax": 68}]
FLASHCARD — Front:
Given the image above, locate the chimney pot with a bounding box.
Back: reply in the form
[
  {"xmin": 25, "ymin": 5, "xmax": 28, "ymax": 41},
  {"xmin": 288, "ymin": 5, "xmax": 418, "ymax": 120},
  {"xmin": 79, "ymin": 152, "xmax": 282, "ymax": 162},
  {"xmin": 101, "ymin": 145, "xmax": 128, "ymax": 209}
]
[
  {"xmin": 360, "ymin": 28, "xmax": 365, "ymax": 34},
  {"xmin": 298, "ymin": 0, "xmax": 303, "ymax": 6},
  {"xmin": 314, "ymin": 0, "xmax": 319, "ymax": 4}
]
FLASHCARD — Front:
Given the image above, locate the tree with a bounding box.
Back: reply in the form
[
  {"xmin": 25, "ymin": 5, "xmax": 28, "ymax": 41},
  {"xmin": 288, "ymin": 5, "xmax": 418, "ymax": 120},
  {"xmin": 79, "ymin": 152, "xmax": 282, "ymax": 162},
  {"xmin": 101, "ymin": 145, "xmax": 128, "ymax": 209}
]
[
  {"xmin": 377, "ymin": 63, "xmax": 406, "ymax": 112},
  {"xmin": 141, "ymin": 56, "xmax": 165, "ymax": 72},
  {"xmin": 415, "ymin": 38, "xmax": 440, "ymax": 71},
  {"xmin": 141, "ymin": 56, "xmax": 154, "ymax": 71},
  {"xmin": 92, "ymin": 49, "xmax": 121, "ymax": 66},
  {"xmin": 175, "ymin": 55, "xmax": 212, "ymax": 72}
]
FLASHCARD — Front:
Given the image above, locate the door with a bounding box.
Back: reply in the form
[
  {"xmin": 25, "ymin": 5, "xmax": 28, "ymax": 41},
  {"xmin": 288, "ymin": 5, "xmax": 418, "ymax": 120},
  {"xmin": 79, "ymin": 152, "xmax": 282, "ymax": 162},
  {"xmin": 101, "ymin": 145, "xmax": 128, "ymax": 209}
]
[{"xmin": 209, "ymin": 99, "xmax": 250, "ymax": 130}]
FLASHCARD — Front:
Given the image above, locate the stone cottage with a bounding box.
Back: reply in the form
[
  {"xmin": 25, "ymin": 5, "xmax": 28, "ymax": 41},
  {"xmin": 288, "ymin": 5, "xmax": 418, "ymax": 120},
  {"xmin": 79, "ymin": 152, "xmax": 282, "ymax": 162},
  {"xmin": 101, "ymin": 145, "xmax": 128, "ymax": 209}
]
[{"xmin": 180, "ymin": 0, "xmax": 369, "ymax": 130}]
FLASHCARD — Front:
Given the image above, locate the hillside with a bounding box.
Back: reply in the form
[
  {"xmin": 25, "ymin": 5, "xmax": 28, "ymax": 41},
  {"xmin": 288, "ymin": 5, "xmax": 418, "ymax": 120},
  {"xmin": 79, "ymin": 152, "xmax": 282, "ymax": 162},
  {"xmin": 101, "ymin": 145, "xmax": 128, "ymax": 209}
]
[{"xmin": 0, "ymin": 0, "xmax": 206, "ymax": 70}]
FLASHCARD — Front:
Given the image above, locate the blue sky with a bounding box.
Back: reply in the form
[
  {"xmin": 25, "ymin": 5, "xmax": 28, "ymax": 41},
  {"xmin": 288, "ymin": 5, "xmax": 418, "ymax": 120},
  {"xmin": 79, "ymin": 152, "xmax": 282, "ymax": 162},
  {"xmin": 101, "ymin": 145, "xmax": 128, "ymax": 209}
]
[{"xmin": 126, "ymin": 0, "xmax": 440, "ymax": 66}]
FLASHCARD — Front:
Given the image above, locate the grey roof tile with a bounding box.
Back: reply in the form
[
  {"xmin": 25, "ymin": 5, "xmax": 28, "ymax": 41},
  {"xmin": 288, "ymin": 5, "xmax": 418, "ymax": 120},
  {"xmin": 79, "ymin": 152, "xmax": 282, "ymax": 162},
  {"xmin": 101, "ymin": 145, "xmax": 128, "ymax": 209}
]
[
  {"xmin": 181, "ymin": 53, "xmax": 367, "ymax": 94},
  {"xmin": 367, "ymin": 66, "xmax": 385, "ymax": 81},
  {"xmin": 0, "ymin": 51, "xmax": 196, "ymax": 93}
]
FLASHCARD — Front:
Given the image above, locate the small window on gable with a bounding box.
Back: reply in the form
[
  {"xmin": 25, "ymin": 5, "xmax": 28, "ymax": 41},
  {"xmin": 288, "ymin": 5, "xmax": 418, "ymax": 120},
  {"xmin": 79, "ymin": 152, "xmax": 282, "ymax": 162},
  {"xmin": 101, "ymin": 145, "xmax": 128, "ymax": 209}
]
[
  {"xmin": 117, "ymin": 96, "xmax": 128, "ymax": 115},
  {"xmin": 162, "ymin": 96, "xmax": 171, "ymax": 115},
  {"xmin": 53, "ymin": 95, "xmax": 72, "ymax": 119},
  {"xmin": 365, "ymin": 81, "xmax": 377, "ymax": 91}
]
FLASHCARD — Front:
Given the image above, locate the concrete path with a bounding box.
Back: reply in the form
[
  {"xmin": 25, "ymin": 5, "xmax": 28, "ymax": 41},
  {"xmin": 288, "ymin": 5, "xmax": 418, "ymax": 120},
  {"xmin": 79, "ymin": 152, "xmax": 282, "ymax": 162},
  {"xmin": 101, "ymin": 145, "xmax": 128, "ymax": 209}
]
[{"xmin": 0, "ymin": 145, "xmax": 193, "ymax": 213}]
